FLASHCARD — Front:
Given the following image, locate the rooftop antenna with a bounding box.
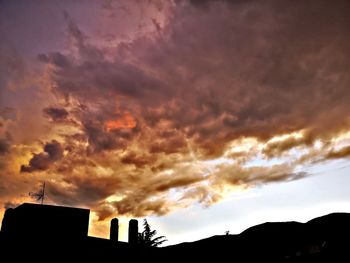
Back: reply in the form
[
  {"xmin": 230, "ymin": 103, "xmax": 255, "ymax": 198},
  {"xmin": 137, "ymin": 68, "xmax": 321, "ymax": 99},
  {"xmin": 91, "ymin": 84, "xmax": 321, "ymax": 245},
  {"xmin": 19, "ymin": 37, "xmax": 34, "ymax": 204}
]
[{"xmin": 29, "ymin": 182, "xmax": 46, "ymax": 205}]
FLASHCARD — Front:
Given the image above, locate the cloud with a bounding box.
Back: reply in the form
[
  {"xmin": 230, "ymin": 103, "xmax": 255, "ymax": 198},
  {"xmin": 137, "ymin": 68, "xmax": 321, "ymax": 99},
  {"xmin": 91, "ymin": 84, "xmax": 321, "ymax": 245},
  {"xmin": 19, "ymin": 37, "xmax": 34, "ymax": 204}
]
[
  {"xmin": 37, "ymin": 52, "xmax": 71, "ymax": 68},
  {"xmin": 43, "ymin": 106, "xmax": 69, "ymax": 122},
  {"xmin": 0, "ymin": 140, "xmax": 9, "ymax": 155},
  {"xmin": 0, "ymin": 131, "xmax": 12, "ymax": 155},
  {"xmin": 105, "ymin": 111, "xmax": 136, "ymax": 131},
  {"xmin": 0, "ymin": 107, "xmax": 17, "ymax": 121},
  {"xmin": 32, "ymin": 0, "xmax": 350, "ymax": 217},
  {"xmin": 48, "ymin": 0, "xmax": 350, "ymax": 158},
  {"xmin": 37, "ymin": 140, "xmax": 209, "ymax": 219},
  {"xmin": 111, "ymin": 198, "xmax": 171, "ymax": 218},
  {"xmin": 212, "ymin": 163, "xmax": 308, "ymax": 187},
  {"xmin": 20, "ymin": 140, "xmax": 64, "ymax": 172},
  {"xmin": 263, "ymin": 137, "xmax": 303, "ymax": 157},
  {"xmin": 325, "ymin": 146, "xmax": 350, "ymax": 160},
  {"xmin": 180, "ymin": 185, "xmax": 222, "ymax": 207},
  {"xmin": 4, "ymin": 201, "xmax": 18, "ymax": 210},
  {"xmin": 121, "ymin": 152, "xmax": 156, "ymax": 168},
  {"xmin": 82, "ymin": 118, "xmax": 139, "ymax": 154},
  {"xmin": 1, "ymin": 0, "xmax": 350, "ymax": 228},
  {"xmin": 47, "ymin": 173, "xmax": 122, "ymax": 206}
]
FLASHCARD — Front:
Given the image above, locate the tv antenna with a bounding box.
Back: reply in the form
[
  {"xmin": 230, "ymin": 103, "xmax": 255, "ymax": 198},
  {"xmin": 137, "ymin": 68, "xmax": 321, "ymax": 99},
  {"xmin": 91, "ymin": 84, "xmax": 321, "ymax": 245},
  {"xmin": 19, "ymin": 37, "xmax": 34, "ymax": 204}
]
[{"xmin": 29, "ymin": 182, "xmax": 46, "ymax": 205}]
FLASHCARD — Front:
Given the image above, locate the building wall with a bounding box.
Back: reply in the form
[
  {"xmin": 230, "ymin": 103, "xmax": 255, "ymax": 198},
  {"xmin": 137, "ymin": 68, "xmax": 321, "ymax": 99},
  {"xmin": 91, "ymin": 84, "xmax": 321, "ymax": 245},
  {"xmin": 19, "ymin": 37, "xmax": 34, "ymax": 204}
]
[{"xmin": 1, "ymin": 203, "xmax": 90, "ymax": 242}]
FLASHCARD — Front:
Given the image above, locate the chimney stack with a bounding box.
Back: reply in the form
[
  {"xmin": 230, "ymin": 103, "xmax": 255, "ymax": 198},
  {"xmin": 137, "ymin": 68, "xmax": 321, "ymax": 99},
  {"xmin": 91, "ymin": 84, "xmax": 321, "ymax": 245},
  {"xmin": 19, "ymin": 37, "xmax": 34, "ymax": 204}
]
[
  {"xmin": 110, "ymin": 218, "xmax": 119, "ymax": 243},
  {"xmin": 128, "ymin": 219, "xmax": 138, "ymax": 245}
]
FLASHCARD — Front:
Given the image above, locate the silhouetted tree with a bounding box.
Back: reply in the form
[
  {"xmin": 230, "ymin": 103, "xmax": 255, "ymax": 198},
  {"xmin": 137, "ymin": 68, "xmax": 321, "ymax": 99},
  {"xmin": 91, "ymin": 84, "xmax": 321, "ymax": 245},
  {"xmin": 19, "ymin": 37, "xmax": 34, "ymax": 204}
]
[{"xmin": 138, "ymin": 219, "xmax": 167, "ymax": 247}]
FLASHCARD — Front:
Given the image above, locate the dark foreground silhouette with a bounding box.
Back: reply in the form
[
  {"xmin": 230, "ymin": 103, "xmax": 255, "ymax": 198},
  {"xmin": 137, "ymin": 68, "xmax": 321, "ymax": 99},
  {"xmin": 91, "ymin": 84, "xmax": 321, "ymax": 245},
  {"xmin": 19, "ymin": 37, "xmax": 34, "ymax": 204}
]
[{"xmin": 1, "ymin": 203, "xmax": 350, "ymax": 261}]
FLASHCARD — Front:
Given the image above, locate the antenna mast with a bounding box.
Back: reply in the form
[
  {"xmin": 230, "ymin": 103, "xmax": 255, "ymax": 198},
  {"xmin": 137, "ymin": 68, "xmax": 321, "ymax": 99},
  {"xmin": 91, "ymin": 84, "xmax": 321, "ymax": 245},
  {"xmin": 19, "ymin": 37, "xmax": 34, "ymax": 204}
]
[{"xmin": 29, "ymin": 182, "xmax": 46, "ymax": 205}]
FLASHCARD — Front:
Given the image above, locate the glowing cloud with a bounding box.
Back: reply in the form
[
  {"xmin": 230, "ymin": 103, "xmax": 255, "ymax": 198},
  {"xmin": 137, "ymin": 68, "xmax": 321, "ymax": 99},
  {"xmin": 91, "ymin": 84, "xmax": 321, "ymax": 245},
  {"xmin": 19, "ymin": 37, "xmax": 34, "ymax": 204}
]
[
  {"xmin": 105, "ymin": 112, "xmax": 137, "ymax": 131},
  {"xmin": 1, "ymin": 0, "xmax": 350, "ymax": 240}
]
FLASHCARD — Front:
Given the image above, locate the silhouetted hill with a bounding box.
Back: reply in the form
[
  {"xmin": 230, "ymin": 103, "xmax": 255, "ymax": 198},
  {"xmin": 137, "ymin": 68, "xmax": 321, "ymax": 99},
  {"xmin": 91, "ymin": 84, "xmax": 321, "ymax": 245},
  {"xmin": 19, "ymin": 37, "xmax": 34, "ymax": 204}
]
[
  {"xmin": 160, "ymin": 213, "xmax": 350, "ymax": 261},
  {"xmin": 1, "ymin": 208, "xmax": 350, "ymax": 261}
]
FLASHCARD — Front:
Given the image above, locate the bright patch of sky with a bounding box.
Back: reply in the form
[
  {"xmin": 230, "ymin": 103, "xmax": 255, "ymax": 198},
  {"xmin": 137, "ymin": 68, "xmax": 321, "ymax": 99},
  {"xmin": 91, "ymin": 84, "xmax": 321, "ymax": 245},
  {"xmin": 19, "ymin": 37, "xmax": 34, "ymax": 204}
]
[{"xmin": 147, "ymin": 159, "xmax": 350, "ymax": 245}]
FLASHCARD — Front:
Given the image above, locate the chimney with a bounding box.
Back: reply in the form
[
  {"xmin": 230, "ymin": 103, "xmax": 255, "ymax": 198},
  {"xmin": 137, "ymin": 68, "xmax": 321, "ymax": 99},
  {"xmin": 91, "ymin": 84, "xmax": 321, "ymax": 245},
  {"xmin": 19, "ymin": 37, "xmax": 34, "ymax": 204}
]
[
  {"xmin": 110, "ymin": 218, "xmax": 119, "ymax": 243},
  {"xmin": 128, "ymin": 219, "xmax": 138, "ymax": 245}
]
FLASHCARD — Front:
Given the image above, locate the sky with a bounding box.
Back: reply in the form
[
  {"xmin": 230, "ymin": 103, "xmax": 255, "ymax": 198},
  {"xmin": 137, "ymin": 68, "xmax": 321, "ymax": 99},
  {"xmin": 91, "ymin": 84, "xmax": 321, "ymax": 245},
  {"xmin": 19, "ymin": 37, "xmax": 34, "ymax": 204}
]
[{"xmin": 1, "ymin": 0, "xmax": 350, "ymax": 245}]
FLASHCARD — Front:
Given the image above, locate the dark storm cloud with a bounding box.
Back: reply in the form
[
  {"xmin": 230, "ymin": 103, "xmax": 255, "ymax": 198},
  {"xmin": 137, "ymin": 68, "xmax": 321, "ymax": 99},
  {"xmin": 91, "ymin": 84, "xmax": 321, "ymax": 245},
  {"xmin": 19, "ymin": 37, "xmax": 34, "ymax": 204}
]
[
  {"xmin": 44, "ymin": 150, "xmax": 206, "ymax": 218},
  {"xmin": 0, "ymin": 132, "xmax": 12, "ymax": 155},
  {"xmin": 121, "ymin": 152, "xmax": 156, "ymax": 168},
  {"xmin": 47, "ymin": 173, "xmax": 122, "ymax": 207},
  {"xmin": 83, "ymin": 120, "xmax": 119, "ymax": 153},
  {"xmin": 51, "ymin": 55, "xmax": 166, "ymax": 104},
  {"xmin": 37, "ymin": 52, "xmax": 71, "ymax": 68},
  {"xmin": 82, "ymin": 118, "xmax": 139, "ymax": 154},
  {"xmin": 106, "ymin": 174, "xmax": 202, "ymax": 217},
  {"xmin": 29, "ymin": 0, "xmax": 350, "ymax": 218},
  {"xmin": 2, "ymin": 0, "xmax": 349, "ymax": 221},
  {"xmin": 0, "ymin": 138, "xmax": 10, "ymax": 155},
  {"xmin": 20, "ymin": 140, "xmax": 64, "ymax": 172},
  {"xmin": 149, "ymin": 135, "xmax": 187, "ymax": 154},
  {"xmin": 63, "ymin": 11, "xmax": 104, "ymax": 61},
  {"xmin": 43, "ymin": 106, "xmax": 69, "ymax": 121},
  {"xmin": 48, "ymin": 0, "xmax": 350, "ymax": 159}
]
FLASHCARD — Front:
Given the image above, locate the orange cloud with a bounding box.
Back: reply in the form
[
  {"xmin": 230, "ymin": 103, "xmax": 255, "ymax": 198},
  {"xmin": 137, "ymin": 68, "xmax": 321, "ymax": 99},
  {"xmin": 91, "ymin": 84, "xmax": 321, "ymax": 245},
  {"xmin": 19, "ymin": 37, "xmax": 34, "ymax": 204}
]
[
  {"xmin": 2, "ymin": 0, "xmax": 350, "ymax": 241},
  {"xmin": 105, "ymin": 112, "xmax": 137, "ymax": 131},
  {"xmin": 325, "ymin": 145, "xmax": 350, "ymax": 160}
]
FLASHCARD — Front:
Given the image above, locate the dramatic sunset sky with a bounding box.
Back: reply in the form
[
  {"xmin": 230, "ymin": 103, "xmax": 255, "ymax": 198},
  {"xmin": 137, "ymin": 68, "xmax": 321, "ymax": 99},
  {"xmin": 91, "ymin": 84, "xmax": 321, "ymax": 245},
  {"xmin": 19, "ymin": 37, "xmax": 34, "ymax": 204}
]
[{"xmin": 1, "ymin": 0, "xmax": 350, "ymax": 244}]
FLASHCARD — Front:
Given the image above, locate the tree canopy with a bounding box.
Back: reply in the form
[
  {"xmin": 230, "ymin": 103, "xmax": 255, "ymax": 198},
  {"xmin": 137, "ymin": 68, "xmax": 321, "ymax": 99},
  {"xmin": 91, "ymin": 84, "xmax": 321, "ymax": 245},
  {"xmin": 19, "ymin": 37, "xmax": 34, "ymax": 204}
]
[{"xmin": 138, "ymin": 219, "xmax": 167, "ymax": 247}]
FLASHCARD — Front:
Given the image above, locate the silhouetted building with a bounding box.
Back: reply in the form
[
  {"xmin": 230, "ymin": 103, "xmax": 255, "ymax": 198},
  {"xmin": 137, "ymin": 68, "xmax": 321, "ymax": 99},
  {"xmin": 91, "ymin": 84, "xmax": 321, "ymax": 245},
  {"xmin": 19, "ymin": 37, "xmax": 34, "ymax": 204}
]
[
  {"xmin": 1, "ymin": 203, "xmax": 89, "ymax": 242},
  {"xmin": 110, "ymin": 218, "xmax": 119, "ymax": 243},
  {"xmin": 128, "ymin": 219, "xmax": 138, "ymax": 245}
]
